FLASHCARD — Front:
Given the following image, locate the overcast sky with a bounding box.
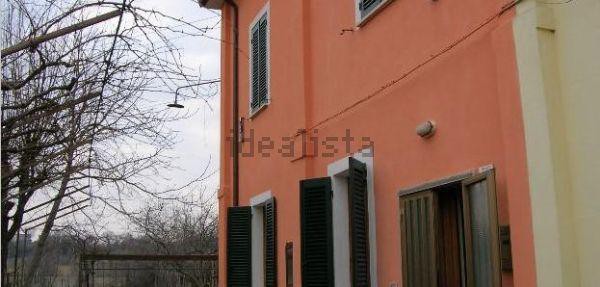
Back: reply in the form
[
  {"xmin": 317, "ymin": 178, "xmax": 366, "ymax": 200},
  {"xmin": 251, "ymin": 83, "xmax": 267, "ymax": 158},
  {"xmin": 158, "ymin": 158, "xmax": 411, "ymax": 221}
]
[
  {"xmin": 23, "ymin": 0, "xmax": 223, "ymax": 237},
  {"xmin": 154, "ymin": 0, "xmax": 222, "ymax": 203},
  {"xmin": 114, "ymin": 0, "xmax": 223, "ymax": 232}
]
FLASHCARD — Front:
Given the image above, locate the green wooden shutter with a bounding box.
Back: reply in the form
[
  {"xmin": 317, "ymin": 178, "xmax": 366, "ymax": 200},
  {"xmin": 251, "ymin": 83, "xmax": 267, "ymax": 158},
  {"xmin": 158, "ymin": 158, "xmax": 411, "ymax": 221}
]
[
  {"xmin": 250, "ymin": 13, "xmax": 268, "ymax": 112},
  {"xmin": 227, "ymin": 206, "xmax": 252, "ymax": 287},
  {"xmin": 348, "ymin": 157, "xmax": 370, "ymax": 287},
  {"xmin": 257, "ymin": 15, "xmax": 268, "ymax": 106},
  {"xmin": 250, "ymin": 23, "xmax": 260, "ymax": 110},
  {"xmin": 265, "ymin": 198, "xmax": 277, "ymax": 287},
  {"xmin": 399, "ymin": 191, "xmax": 437, "ymax": 287},
  {"xmin": 300, "ymin": 177, "xmax": 334, "ymax": 287},
  {"xmin": 462, "ymin": 170, "xmax": 501, "ymax": 287}
]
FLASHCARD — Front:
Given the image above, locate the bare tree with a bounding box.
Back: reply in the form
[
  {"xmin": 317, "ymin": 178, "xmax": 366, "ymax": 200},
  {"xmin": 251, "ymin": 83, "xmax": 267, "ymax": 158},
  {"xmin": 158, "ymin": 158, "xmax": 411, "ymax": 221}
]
[
  {"xmin": 133, "ymin": 201, "xmax": 218, "ymax": 254},
  {"xmin": 1, "ymin": 0, "xmax": 219, "ymax": 285},
  {"xmin": 21, "ymin": 199, "xmax": 217, "ymax": 287},
  {"xmin": 129, "ymin": 201, "xmax": 218, "ymax": 287}
]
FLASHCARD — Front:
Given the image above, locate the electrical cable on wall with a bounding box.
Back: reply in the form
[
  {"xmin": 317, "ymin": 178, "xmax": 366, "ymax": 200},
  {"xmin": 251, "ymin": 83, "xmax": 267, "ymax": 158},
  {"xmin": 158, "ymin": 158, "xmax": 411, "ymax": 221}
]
[{"xmin": 296, "ymin": 0, "xmax": 524, "ymax": 136}]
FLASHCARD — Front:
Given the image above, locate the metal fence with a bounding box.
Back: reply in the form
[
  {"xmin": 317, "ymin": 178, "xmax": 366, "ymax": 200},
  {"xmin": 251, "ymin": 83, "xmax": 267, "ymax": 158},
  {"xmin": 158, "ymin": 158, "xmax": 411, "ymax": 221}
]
[{"xmin": 78, "ymin": 254, "xmax": 218, "ymax": 287}]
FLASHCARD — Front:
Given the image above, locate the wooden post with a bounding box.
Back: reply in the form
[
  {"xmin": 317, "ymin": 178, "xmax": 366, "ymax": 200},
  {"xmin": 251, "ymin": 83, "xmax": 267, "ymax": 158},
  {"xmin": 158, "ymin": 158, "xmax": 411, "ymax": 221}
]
[{"xmin": 1, "ymin": 9, "xmax": 123, "ymax": 58}]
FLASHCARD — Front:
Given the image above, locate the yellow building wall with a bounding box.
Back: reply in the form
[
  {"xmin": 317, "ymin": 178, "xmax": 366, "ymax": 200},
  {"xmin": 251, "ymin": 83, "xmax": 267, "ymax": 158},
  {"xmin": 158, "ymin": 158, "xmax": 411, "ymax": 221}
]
[{"xmin": 513, "ymin": 0, "xmax": 600, "ymax": 286}]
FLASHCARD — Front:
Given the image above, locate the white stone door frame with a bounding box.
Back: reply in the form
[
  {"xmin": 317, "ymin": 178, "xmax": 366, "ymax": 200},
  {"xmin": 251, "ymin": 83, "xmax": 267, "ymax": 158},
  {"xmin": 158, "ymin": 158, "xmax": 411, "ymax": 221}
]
[{"xmin": 327, "ymin": 148, "xmax": 378, "ymax": 287}]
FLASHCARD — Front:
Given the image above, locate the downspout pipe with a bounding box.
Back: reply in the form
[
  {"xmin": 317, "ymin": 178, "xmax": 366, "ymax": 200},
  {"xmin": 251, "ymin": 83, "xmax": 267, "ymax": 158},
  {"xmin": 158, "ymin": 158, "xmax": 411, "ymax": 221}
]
[
  {"xmin": 198, "ymin": 0, "xmax": 239, "ymax": 207},
  {"xmin": 225, "ymin": 0, "xmax": 239, "ymax": 207}
]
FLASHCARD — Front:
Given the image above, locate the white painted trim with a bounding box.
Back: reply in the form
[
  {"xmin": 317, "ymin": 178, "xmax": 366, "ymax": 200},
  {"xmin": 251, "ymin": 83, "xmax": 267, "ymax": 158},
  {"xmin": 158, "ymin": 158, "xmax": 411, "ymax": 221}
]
[
  {"xmin": 248, "ymin": 2, "xmax": 271, "ymax": 118},
  {"xmin": 327, "ymin": 147, "xmax": 378, "ymax": 287},
  {"xmin": 249, "ymin": 190, "xmax": 273, "ymax": 287},
  {"xmin": 354, "ymin": 0, "xmax": 394, "ymax": 27},
  {"xmin": 250, "ymin": 190, "xmax": 273, "ymax": 206},
  {"xmin": 329, "ymin": 167, "xmax": 352, "ymax": 287}
]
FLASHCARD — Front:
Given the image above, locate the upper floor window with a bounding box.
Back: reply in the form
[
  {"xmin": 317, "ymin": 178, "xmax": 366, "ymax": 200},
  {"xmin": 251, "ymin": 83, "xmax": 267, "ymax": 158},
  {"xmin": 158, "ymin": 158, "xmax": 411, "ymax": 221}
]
[
  {"xmin": 356, "ymin": 0, "xmax": 392, "ymax": 26},
  {"xmin": 249, "ymin": 5, "xmax": 269, "ymax": 116}
]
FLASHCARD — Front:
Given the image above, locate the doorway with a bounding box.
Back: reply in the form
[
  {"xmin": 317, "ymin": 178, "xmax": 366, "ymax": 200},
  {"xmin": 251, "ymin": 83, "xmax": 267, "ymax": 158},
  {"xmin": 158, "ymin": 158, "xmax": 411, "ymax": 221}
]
[{"xmin": 399, "ymin": 170, "xmax": 501, "ymax": 287}]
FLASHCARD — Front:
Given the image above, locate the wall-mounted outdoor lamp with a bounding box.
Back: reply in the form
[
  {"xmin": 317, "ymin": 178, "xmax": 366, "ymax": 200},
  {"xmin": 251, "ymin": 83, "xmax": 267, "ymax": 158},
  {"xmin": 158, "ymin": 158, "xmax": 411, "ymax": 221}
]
[
  {"xmin": 167, "ymin": 94, "xmax": 184, "ymax": 109},
  {"xmin": 416, "ymin": 120, "xmax": 436, "ymax": 138},
  {"xmin": 167, "ymin": 79, "xmax": 221, "ymax": 109},
  {"xmin": 167, "ymin": 86, "xmax": 185, "ymax": 109}
]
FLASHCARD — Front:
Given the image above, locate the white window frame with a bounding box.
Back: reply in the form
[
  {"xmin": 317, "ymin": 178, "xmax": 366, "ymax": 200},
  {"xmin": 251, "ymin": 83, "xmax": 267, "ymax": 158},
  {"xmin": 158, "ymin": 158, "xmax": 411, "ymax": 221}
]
[
  {"xmin": 327, "ymin": 147, "xmax": 378, "ymax": 287},
  {"xmin": 248, "ymin": 2, "xmax": 271, "ymax": 118},
  {"xmin": 354, "ymin": 0, "xmax": 394, "ymax": 27},
  {"xmin": 249, "ymin": 190, "xmax": 273, "ymax": 287}
]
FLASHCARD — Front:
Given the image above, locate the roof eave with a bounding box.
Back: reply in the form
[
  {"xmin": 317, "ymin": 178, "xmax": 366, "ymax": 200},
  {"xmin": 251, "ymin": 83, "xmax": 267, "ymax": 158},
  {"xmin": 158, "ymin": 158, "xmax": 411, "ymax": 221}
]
[{"xmin": 198, "ymin": 0, "xmax": 225, "ymax": 9}]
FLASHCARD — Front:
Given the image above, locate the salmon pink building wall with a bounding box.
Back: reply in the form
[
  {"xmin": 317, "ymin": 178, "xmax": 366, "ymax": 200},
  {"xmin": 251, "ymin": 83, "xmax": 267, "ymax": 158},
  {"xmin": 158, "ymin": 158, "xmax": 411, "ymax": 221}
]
[{"xmin": 218, "ymin": 0, "xmax": 537, "ymax": 286}]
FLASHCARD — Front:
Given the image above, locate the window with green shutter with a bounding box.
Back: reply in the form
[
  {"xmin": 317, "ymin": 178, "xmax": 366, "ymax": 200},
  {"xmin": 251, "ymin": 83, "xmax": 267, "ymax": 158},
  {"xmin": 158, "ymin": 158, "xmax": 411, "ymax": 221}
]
[
  {"xmin": 250, "ymin": 10, "xmax": 269, "ymax": 115},
  {"xmin": 227, "ymin": 206, "xmax": 252, "ymax": 287},
  {"xmin": 359, "ymin": 0, "xmax": 384, "ymax": 18},
  {"xmin": 264, "ymin": 198, "xmax": 277, "ymax": 287},
  {"xmin": 356, "ymin": 0, "xmax": 392, "ymax": 25},
  {"xmin": 348, "ymin": 157, "xmax": 371, "ymax": 287},
  {"xmin": 300, "ymin": 177, "xmax": 334, "ymax": 287}
]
